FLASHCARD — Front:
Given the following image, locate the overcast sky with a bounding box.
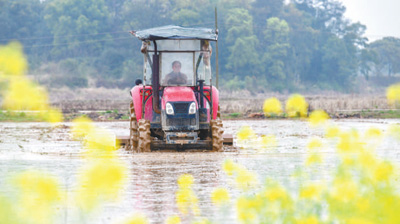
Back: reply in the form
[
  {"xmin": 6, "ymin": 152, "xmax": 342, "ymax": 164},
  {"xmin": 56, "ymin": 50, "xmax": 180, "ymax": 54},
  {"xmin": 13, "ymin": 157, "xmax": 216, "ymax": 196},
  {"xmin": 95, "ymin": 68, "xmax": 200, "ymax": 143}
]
[{"xmin": 339, "ymin": 0, "xmax": 400, "ymax": 42}]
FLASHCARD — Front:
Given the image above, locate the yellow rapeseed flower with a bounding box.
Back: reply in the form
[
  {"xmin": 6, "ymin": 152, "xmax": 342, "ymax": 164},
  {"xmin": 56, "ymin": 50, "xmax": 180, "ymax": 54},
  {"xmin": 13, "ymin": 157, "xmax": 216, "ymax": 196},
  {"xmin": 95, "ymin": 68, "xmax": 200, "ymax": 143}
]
[
  {"xmin": 295, "ymin": 216, "xmax": 319, "ymax": 224},
  {"xmin": 374, "ymin": 161, "xmax": 393, "ymax": 182},
  {"xmin": 211, "ymin": 187, "xmax": 230, "ymax": 206},
  {"xmin": 285, "ymin": 94, "xmax": 308, "ymax": 118},
  {"xmin": 0, "ymin": 42, "xmax": 27, "ymax": 76},
  {"xmin": 166, "ymin": 215, "xmax": 181, "ymax": 224},
  {"xmin": 76, "ymin": 159, "xmax": 126, "ymax": 211},
  {"xmin": 175, "ymin": 188, "xmax": 199, "ymax": 215},
  {"xmin": 347, "ymin": 218, "xmax": 374, "ymax": 224},
  {"xmin": 299, "ymin": 183, "xmax": 324, "ymax": 200},
  {"xmin": 388, "ymin": 124, "xmax": 400, "ymax": 140},
  {"xmin": 14, "ymin": 171, "xmax": 61, "ymax": 224},
  {"xmin": 308, "ymin": 110, "xmax": 329, "ymax": 126},
  {"xmin": 307, "ymin": 137, "xmax": 323, "ymax": 150},
  {"xmin": 178, "ymin": 174, "xmax": 194, "ymax": 189},
  {"xmin": 263, "ymin": 97, "xmax": 283, "ymax": 116},
  {"xmin": 260, "ymin": 134, "xmax": 277, "ymax": 149},
  {"xmin": 72, "ymin": 116, "xmax": 95, "ymax": 139},
  {"xmin": 364, "ymin": 127, "xmax": 383, "ymax": 139},
  {"xmin": 236, "ymin": 196, "xmax": 258, "ymax": 223},
  {"xmin": 386, "ymin": 83, "xmax": 400, "ymax": 105},
  {"xmin": 306, "ymin": 153, "xmax": 323, "ymax": 166},
  {"xmin": 337, "ymin": 130, "xmax": 363, "ymax": 153},
  {"xmin": 264, "ymin": 185, "xmax": 288, "ymax": 201},
  {"xmin": 192, "ymin": 218, "xmax": 211, "ymax": 224},
  {"xmin": 223, "ymin": 159, "xmax": 238, "ymax": 176},
  {"xmin": 2, "ymin": 76, "xmax": 49, "ymax": 111},
  {"xmin": 236, "ymin": 126, "xmax": 256, "ymax": 141},
  {"xmin": 330, "ymin": 178, "xmax": 357, "ymax": 202},
  {"xmin": 325, "ymin": 125, "xmax": 341, "ymax": 138},
  {"xmin": 72, "ymin": 116, "xmax": 118, "ymax": 154},
  {"xmin": 235, "ymin": 168, "xmax": 258, "ymax": 191},
  {"xmin": 121, "ymin": 214, "xmax": 148, "ymax": 224}
]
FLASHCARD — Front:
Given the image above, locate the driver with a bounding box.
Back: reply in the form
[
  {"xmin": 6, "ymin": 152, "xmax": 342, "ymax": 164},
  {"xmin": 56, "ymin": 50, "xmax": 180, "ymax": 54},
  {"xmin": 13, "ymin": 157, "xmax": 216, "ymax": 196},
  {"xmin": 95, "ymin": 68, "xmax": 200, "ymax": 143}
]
[{"xmin": 164, "ymin": 61, "xmax": 187, "ymax": 85}]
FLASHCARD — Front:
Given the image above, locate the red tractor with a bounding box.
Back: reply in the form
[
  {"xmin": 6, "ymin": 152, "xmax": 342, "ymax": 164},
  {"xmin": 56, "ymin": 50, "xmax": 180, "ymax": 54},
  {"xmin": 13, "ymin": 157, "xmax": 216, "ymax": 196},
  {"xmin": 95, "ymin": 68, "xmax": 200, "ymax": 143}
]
[{"xmin": 128, "ymin": 25, "xmax": 223, "ymax": 152}]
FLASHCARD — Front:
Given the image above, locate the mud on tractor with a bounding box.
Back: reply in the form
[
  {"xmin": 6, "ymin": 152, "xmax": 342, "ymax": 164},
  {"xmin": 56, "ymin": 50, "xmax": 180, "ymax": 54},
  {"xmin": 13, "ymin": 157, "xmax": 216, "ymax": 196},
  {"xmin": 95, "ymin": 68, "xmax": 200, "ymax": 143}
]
[{"xmin": 128, "ymin": 25, "xmax": 223, "ymax": 152}]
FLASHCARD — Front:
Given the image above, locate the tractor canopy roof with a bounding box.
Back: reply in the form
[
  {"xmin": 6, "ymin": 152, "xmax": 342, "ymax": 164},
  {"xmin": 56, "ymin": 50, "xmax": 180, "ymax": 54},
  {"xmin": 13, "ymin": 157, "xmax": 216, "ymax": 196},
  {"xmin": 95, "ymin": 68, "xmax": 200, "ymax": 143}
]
[{"xmin": 132, "ymin": 25, "xmax": 218, "ymax": 41}]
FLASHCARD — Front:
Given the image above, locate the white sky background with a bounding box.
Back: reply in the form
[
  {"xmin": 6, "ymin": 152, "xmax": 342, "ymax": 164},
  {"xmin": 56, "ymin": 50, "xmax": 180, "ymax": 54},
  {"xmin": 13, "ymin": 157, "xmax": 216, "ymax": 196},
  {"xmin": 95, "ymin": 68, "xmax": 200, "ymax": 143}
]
[{"xmin": 339, "ymin": 0, "xmax": 400, "ymax": 42}]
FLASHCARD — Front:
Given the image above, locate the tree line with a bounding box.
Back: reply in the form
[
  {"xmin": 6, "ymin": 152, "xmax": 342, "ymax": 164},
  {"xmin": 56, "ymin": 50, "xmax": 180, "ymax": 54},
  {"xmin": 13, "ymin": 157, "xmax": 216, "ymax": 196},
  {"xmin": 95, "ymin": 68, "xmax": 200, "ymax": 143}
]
[{"xmin": 1, "ymin": 0, "xmax": 399, "ymax": 92}]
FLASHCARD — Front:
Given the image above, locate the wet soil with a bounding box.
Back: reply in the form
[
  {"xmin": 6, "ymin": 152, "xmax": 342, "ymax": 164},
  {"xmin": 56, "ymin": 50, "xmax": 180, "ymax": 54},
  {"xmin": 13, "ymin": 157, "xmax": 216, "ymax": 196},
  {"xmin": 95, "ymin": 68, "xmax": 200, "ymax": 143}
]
[{"xmin": 1, "ymin": 119, "xmax": 400, "ymax": 223}]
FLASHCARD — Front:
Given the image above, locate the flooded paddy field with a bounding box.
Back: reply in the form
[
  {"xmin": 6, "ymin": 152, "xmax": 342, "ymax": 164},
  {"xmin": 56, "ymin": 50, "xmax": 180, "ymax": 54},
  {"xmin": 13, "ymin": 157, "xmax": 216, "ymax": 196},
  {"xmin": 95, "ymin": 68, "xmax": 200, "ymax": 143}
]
[{"xmin": 1, "ymin": 119, "xmax": 400, "ymax": 223}]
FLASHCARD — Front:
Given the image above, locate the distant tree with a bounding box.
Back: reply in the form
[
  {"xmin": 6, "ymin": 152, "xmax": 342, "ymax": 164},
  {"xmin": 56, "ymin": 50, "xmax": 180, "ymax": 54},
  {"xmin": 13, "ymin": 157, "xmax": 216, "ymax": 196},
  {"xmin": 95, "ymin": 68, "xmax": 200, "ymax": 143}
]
[
  {"xmin": 369, "ymin": 37, "xmax": 400, "ymax": 76},
  {"xmin": 44, "ymin": 0, "xmax": 111, "ymax": 59},
  {"xmin": 224, "ymin": 8, "xmax": 260, "ymax": 81},
  {"xmin": 359, "ymin": 48, "xmax": 378, "ymax": 79},
  {"xmin": 262, "ymin": 17, "xmax": 290, "ymax": 88}
]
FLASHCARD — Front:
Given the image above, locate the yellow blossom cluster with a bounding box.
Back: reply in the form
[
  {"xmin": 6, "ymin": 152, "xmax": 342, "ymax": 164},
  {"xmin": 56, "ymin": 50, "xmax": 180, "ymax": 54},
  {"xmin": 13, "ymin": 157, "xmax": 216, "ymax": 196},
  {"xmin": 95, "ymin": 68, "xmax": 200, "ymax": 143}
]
[
  {"xmin": 263, "ymin": 95, "xmax": 309, "ymax": 118},
  {"xmin": 263, "ymin": 97, "xmax": 283, "ymax": 117},
  {"xmin": 13, "ymin": 171, "xmax": 62, "ymax": 224},
  {"xmin": 216, "ymin": 121, "xmax": 400, "ymax": 224},
  {"xmin": 386, "ymin": 82, "xmax": 400, "ymax": 106},
  {"xmin": 285, "ymin": 94, "xmax": 308, "ymax": 118},
  {"xmin": 236, "ymin": 126, "xmax": 277, "ymax": 150},
  {"xmin": 211, "ymin": 188, "xmax": 230, "ymax": 206},
  {"xmin": 175, "ymin": 174, "xmax": 200, "ymax": 216},
  {"xmin": 308, "ymin": 110, "xmax": 330, "ymax": 126},
  {"xmin": 223, "ymin": 160, "xmax": 258, "ymax": 191},
  {"xmin": 0, "ymin": 42, "xmax": 63, "ymax": 123},
  {"xmin": 0, "ymin": 42, "xmax": 129, "ymax": 223}
]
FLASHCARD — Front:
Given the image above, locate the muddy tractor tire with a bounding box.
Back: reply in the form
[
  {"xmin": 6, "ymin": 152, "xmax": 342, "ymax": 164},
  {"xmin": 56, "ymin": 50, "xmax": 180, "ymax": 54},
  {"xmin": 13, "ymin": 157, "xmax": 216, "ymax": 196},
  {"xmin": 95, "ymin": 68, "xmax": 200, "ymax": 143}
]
[
  {"xmin": 138, "ymin": 119, "xmax": 151, "ymax": 152},
  {"xmin": 129, "ymin": 102, "xmax": 139, "ymax": 151},
  {"xmin": 211, "ymin": 119, "xmax": 224, "ymax": 152}
]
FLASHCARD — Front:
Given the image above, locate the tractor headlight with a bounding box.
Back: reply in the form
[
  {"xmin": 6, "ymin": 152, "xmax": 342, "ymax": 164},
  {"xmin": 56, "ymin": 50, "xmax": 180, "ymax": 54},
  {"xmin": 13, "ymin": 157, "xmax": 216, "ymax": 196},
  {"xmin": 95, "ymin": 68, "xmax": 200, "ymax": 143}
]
[
  {"xmin": 166, "ymin": 103, "xmax": 174, "ymax": 115},
  {"xmin": 189, "ymin": 102, "xmax": 196, "ymax": 114}
]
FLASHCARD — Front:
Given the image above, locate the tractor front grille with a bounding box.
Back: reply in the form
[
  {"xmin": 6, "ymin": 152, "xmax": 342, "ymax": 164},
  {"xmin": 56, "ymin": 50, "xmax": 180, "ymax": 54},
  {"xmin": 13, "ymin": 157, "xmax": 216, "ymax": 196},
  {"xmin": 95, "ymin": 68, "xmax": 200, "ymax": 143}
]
[
  {"xmin": 173, "ymin": 102, "xmax": 190, "ymax": 114},
  {"xmin": 166, "ymin": 117, "xmax": 196, "ymax": 126}
]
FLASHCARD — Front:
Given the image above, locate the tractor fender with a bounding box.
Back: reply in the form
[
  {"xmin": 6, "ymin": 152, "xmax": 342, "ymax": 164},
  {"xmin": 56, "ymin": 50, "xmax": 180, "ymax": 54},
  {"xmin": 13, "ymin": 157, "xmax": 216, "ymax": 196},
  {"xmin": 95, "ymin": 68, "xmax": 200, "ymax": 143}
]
[
  {"xmin": 161, "ymin": 87, "xmax": 197, "ymax": 109},
  {"xmin": 203, "ymin": 86, "xmax": 219, "ymax": 120},
  {"xmin": 130, "ymin": 85, "xmax": 153, "ymax": 120}
]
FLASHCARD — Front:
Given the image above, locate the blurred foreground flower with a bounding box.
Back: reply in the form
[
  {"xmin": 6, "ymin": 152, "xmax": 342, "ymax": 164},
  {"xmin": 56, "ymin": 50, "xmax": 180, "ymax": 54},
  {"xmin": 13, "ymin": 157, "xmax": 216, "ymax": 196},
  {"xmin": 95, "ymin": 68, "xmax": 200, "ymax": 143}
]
[
  {"xmin": 388, "ymin": 124, "xmax": 400, "ymax": 140},
  {"xmin": 14, "ymin": 171, "xmax": 61, "ymax": 224},
  {"xmin": 211, "ymin": 187, "xmax": 230, "ymax": 206},
  {"xmin": 285, "ymin": 94, "xmax": 308, "ymax": 118},
  {"xmin": 236, "ymin": 126, "xmax": 256, "ymax": 141},
  {"xmin": 308, "ymin": 110, "xmax": 329, "ymax": 126},
  {"xmin": 166, "ymin": 215, "xmax": 181, "ymax": 224},
  {"xmin": 386, "ymin": 83, "xmax": 400, "ymax": 106},
  {"xmin": 260, "ymin": 135, "xmax": 277, "ymax": 149},
  {"xmin": 0, "ymin": 42, "xmax": 27, "ymax": 76},
  {"xmin": 178, "ymin": 174, "xmax": 194, "ymax": 189},
  {"xmin": 307, "ymin": 137, "xmax": 323, "ymax": 150},
  {"xmin": 263, "ymin": 97, "xmax": 282, "ymax": 117},
  {"xmin": 325, "ymin": 125, "xmax": 341, "ymax": 138},
  {"xmin": 76, "ymin": 159, "xmax": 126, "ymax": 211},
  {"xmin": 176, "ymin": 174, "xmax": 199, "ymax": 215},
  {"xmin": 0, "ymin": 42, "xmax": 63, "ymax": 123},
  {"xmin": 72, "ymin": 116, "xmax": 118, "ymax": 155}
]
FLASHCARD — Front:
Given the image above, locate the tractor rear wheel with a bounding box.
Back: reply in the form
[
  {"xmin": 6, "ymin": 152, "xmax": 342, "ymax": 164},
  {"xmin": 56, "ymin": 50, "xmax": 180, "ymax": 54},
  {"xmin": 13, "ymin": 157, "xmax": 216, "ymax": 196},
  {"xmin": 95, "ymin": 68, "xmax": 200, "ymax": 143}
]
[
  {"xmin": 129, "ymin": 102, "xmax": 139, "ymax": 151},
  {"xmin": 211, "ymin": 119, "xmax": 224, "ymax": 152},
  {"xmin": 138, "ymin": 119, "xmax": 151, "ymax": 152}
]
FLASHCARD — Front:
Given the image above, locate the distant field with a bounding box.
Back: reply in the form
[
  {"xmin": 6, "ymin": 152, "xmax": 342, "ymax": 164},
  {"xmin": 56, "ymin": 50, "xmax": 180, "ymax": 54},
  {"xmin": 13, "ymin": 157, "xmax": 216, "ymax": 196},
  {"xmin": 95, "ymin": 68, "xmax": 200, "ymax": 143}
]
[{"xmin": 44, "ymin": 88, "xmax": 399, "ymax": 120}]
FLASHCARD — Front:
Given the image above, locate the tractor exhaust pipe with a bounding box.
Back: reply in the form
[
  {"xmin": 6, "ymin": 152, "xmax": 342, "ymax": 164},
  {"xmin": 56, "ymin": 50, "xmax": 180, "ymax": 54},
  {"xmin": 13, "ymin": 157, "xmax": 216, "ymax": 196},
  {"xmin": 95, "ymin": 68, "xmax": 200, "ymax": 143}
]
[{"xmin": 152, "ymin": 41, "xmax": 161, "ymax": 114}]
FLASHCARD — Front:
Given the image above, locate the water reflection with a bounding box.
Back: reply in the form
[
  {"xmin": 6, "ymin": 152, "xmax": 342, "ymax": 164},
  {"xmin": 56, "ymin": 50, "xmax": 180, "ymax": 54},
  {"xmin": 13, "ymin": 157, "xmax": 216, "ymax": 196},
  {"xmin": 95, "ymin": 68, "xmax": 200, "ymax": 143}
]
[{"xmin": 127, "ymin": 153, "xmax": 226, "ymax": 223}]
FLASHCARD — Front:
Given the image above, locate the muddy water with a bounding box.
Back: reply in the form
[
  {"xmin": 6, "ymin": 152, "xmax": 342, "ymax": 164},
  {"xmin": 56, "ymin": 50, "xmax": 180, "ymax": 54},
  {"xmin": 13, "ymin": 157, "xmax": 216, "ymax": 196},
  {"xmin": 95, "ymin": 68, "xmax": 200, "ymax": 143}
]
[{"xmin": 1, "ymin": 119, "xmax": 400, "ymax": 223}]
